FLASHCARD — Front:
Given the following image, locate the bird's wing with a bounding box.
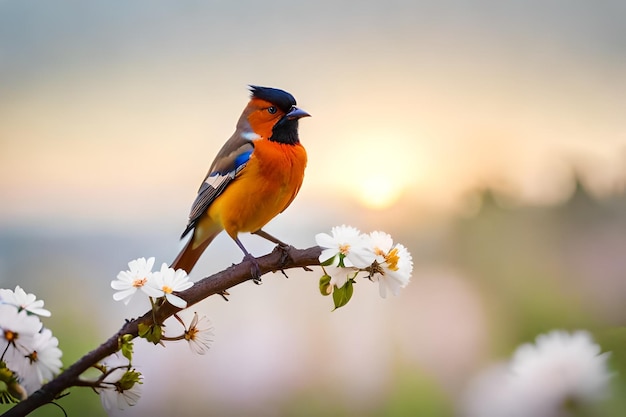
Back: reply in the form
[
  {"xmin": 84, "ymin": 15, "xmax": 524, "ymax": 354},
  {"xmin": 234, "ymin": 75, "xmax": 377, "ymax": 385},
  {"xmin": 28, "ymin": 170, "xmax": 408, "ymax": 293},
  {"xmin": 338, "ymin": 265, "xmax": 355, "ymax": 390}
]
[{"xmin": 181, "ymin": 139, "xmax": 254, "ymax": 238}]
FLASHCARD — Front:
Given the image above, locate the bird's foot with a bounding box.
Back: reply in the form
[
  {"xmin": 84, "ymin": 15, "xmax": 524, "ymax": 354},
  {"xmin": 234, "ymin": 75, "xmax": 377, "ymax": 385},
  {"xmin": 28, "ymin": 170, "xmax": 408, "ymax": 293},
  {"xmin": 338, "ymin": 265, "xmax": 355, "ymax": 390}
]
[
  {"xmin": 272, "ymin": 243, "xmax": 292, "ymax": 278},
  {"xmin": 271, "ymin": 244, "xmax": 313, "ymax": 276},
  {"xmin": 243, "ymin": 253, "xmax": 262, "ymax": 284},
  {"xmin": 276, "ymin": 243, "xmax": 292, "ymax": 265},
  {"xmin": 218, "ymin": 290, "xmax": 230, "ymax": 301}
]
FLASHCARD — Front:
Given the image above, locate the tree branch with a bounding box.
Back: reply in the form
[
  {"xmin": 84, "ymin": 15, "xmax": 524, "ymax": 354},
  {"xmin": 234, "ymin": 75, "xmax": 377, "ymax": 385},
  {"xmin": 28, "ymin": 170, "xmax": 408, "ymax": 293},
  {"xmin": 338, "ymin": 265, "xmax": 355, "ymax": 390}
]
[{"xmin": 2, "ymin": 245, "xmax": 322, "ymax": 417}]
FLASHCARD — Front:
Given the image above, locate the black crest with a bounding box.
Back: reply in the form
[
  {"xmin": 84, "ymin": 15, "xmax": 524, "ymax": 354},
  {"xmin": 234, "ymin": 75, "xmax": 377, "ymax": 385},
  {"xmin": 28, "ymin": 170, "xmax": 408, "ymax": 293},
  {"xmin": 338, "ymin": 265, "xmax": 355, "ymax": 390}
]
[{"xmin": 249, "ymin": 85, "xmax": 296, "ymax": 113}]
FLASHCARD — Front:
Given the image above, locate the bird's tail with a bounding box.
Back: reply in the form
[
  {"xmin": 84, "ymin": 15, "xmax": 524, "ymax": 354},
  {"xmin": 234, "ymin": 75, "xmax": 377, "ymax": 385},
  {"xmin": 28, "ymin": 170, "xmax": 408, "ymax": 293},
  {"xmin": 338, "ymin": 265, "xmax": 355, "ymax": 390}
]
[{"xmin": 170, "ymin": 230, "xmax": 220, "ymax": 273}]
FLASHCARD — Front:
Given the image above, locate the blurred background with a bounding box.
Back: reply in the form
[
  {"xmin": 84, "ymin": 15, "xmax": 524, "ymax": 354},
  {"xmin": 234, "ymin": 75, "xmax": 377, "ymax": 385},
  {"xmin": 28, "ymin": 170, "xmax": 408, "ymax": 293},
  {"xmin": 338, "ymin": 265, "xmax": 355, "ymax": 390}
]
[{"xmin": 1, "ymin": 1, "xmax": 626, "ymax": 416}]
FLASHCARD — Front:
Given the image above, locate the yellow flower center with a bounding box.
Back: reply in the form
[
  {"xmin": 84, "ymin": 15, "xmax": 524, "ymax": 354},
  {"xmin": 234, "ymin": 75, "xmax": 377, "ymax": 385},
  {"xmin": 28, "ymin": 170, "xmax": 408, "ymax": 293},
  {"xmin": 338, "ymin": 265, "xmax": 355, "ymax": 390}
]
[
  {"xmin": 162, "ymin": 285, "xmax": 173, "ymax": 294},
  {"xmin": 132, "ymin": 277, "xmax": 147, "ymax": 288},
  {"xmin": 385, "ymin": 248, "xmax": 400, "ymax": 271},
  {"xmin": 185, "ymin": 327, "xmax": 198, "ymax": 341},
  {"xmin": 374, "ymin": 247, "xmax": 386, "ymax": 257},
  {"xmin": 339, "ymin": 244, "xmax": 350, "ymax": 255},
  {"xmin": 3, "ymin": 330, "xmax": 16, "ymax": 342}
]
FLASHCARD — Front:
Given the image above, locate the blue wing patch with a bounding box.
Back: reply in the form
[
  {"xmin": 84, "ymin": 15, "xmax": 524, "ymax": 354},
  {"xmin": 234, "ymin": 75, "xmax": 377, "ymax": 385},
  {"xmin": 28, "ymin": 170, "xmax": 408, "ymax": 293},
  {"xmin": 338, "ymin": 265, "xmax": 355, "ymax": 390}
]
[
  {"xmin": 209, "ymin": 149, "xmax": 252, "ymax": 176},
  {"xmin": 234, "ymin": 150, "xmax": 252, "ymax": 170}
]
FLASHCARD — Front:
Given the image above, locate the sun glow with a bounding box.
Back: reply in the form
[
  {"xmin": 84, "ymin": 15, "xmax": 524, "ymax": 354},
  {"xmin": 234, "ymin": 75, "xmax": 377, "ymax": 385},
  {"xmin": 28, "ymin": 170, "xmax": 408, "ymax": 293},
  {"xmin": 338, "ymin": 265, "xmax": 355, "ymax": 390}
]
[
  {"xmin": 316, "ymin": 129, "xmax": 429, "ymax": 210},
  {"xmin": 357, "ymin": 173, "xmax": 406, "ymax": 209}
]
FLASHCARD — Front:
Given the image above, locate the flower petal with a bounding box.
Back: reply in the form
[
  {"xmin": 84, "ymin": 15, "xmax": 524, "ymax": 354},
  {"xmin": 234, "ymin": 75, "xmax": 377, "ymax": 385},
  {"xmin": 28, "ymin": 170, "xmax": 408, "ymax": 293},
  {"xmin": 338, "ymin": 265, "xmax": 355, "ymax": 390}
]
[
  {"xmin": 113, "ymin": 288, "xmax": 136, "ymax": 303},
  {"xmin": 315, "ymin": 232, "xmax": 335, "ymax": 249},
  {"xmin": 165, "ymin": 293, "xmax": 187, "ymax": 308}
]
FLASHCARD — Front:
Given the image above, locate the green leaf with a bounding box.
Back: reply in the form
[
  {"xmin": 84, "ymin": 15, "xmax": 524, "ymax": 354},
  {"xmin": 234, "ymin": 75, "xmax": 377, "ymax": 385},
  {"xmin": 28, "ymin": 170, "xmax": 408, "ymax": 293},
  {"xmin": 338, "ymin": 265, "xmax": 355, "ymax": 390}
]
[
  {"xmin": 319, "ymin": 274, "xmax": 332, "ymax": 296},
  {"xmin": 119, "ymin": 334, "xmax": 134, "ymax": 362},
  {"xmin": 332, "ymin": 279, "xmax": 354, "ymax": 310},
  {"xmin": 138, "ymin": 322, "xmax": 163, "ymax": 345}
]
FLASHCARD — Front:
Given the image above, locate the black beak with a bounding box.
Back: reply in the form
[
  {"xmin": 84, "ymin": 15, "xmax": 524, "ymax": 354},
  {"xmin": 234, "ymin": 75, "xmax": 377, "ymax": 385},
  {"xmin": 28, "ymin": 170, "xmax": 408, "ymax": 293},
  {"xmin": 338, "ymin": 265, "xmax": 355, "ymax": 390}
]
[{"xmin": 286, "ymin": 106, "xmax": 311, "ymax": 120}]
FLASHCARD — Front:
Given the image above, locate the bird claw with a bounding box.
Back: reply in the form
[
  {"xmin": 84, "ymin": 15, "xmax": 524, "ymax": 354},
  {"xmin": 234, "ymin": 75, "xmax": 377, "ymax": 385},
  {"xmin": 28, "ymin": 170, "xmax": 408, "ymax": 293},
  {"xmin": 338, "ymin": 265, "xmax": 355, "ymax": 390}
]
[
  {"xmin": 218, "ymin": 290, "xmax": 230, "ymax": 301},
  {"xmin": 272, "ymin": 244, "xmax": 311, "ymax": 275},
  {"xmin": 270, "ymin": 244, "xmax": 293, "ymax": 278},
  {"xmin": 272, "ymin": 243, "xmax": 292, "ymax": 266},
  {"xmin": 243, "ymin": 253, "xmax": 262, "ymax": 284}
]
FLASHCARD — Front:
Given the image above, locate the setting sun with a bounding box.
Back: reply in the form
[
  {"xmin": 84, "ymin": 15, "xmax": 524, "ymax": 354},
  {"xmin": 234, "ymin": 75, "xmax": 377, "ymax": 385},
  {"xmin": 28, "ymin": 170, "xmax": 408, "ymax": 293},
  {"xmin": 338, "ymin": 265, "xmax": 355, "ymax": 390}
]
[
  {"xmin": 313, "ymin": 129, "xmax": 431, "ymax": 210},
  {"xmin": 356, "ymin": 173, "xmax": 406, "ymax": 209}
]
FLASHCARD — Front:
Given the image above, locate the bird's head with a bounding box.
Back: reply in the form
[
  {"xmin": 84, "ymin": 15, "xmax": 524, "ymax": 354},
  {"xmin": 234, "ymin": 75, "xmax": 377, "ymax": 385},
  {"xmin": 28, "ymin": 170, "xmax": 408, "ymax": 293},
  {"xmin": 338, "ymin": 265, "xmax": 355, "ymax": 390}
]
[{"xmin": 242, "ymin": 85, "xmax": 310, "ymax": 145}]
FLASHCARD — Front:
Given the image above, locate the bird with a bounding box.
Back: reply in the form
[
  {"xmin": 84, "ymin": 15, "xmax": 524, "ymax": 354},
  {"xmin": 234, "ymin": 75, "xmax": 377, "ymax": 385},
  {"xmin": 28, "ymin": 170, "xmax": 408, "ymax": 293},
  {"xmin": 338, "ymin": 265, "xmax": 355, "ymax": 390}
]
[{"xmin": 171, "ymin": 85, "xmax": 310, "ymax": 282}]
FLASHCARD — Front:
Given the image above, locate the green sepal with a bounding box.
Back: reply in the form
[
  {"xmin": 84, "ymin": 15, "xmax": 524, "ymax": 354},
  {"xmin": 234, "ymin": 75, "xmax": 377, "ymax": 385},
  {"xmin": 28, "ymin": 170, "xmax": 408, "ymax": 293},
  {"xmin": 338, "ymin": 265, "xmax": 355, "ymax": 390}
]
[
  {"xmin": 0, "ymin": 363, "xmax": 23, "ymax": 403},
  {"xmin": 319, "ymin": 274, "xmax": 332, "ymax": 296},
  {"xmin": 119, "ymin": 334, "xmax": 134, "ymax": 362},
  {"xmin": 320, "ymin": 256, "xmax": 336, "ymax": 267},
  {"xmin": 337, "ymin": 254, "xmax": 347, "ymax": 268},
  {"xmin": 0, "ymin": 390, "xmax": 18, "ymax": 405},
  {"xmin": 119, "ymin": 369, "xmax": 143, "ymax": 390},
  {"xmin": 332, "ymin": 279, "xmax": 354, "ymax": 310},
  {"xmin": 138, "ymin": 322, "xmax": 163, "ymax": 345}
]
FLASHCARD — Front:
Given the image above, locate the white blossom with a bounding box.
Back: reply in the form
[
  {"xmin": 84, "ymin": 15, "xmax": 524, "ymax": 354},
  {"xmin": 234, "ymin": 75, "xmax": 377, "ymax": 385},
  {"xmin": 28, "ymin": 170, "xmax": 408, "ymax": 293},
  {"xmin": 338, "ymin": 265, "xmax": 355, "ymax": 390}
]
[
  {"xmin": 0, "ymin": 304, "xmax": 42, "ymax": 373},
  {"xmin": 148, "ymin": 263, "xmax": 194, "ymax": 308},
  {"xmin": 322, "ymin": 264, "xmax": 360, "ymax": 288},
  {"xmin": 0, "ymin": 286, "xmax": 51, "ymax": 317},
  {"xmin": 315, "ymin": 225, "xmax": 374, "ymax": 268},
  {"xmin": 365, "ymin": 231, "xmax": 413, "ymax": 297},
  {"xmin": 462, "ymin": 330, "xmax": 613, "ymax": 417},
  {"xmin": 184, "ymin": 313, "xmax": 213, "ymax": 355},
  {"xmin": 17, "ymin": 328, "xmax": 63, "ymax": 394},
  {"xmin": 96, "ymin": 354, "xmax": 142, "ymax": 412},
  {"xmin": 509, "ymin": 330, "xmax": 612, "ymax": 411},
  {"xmin": 111, "ymin": 257, "xmax": 161, "ymax": 305}
]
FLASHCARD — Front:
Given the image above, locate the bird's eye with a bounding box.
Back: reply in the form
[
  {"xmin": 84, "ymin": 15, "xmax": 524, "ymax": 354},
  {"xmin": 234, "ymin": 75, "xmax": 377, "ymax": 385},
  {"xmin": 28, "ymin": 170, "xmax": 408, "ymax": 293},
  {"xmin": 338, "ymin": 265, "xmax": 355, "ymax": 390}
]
[{"xmin": 267, "ymin": 106, "xmax": 277, "ymax": 114}]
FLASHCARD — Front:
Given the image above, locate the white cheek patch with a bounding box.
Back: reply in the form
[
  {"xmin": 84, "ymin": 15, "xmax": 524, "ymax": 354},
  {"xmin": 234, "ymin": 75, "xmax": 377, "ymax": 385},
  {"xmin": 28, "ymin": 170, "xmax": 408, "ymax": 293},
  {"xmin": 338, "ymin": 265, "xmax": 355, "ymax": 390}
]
[{"xmin": 241, "ymin": 131, "xmax": 261, "ymax": 141}]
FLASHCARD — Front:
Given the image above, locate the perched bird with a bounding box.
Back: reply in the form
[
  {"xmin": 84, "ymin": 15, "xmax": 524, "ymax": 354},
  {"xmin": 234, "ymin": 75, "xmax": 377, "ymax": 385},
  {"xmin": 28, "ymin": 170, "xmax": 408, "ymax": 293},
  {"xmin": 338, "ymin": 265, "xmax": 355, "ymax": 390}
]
[{"xmin": 171, "ymin": 86, "xmax": 310, "ymax": 281}]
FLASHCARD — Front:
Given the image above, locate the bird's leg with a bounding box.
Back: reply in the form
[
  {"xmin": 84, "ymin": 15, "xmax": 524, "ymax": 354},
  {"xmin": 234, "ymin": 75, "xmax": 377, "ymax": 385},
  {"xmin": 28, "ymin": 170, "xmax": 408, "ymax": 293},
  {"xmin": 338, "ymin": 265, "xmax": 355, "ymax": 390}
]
[
  {"xmin": 252, "ymin": 229, "xmax": 288, "ymax": 247},
  {"xmin": 234, "ymin": 237, "xmax": 262, "ymax": 284}
]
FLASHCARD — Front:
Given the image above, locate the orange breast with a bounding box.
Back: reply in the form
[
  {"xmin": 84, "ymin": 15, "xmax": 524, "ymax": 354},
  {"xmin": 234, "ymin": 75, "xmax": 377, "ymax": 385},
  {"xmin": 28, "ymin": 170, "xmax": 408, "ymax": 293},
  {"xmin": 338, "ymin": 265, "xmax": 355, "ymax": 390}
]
[{"xmin": 207, "ymin": 140, "xmax": 307, "ymax": 239}]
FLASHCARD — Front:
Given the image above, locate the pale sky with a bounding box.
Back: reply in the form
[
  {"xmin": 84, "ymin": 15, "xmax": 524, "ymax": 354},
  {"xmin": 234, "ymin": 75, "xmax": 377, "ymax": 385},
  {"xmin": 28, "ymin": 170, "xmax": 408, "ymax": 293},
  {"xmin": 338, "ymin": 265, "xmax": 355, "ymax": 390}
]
[{"xmin": 1, "ymin": 0, "xmax": 625, "ymax": 233}]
